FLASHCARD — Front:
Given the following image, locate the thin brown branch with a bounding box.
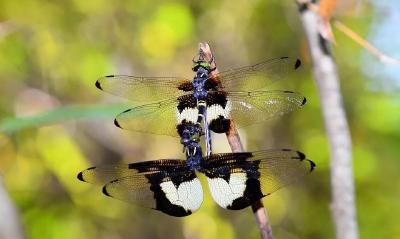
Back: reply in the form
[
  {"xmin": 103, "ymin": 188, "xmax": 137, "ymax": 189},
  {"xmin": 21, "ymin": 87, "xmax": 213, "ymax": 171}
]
[
  {"xmin": 297, "ymin": 2, "xmax": 359, "ymax": 239},
  {"xmin": 332, "ymin": 20, "xmax": 400, "ymax": 65},
  {"xmin": 199, "ymin": 43, "xmax": 273, "ymax": 239}
]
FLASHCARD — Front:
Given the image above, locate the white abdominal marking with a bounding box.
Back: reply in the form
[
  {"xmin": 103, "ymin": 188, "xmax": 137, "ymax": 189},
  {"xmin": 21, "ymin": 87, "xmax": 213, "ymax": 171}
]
[
  {"xmin": 176, "ymin": 107, "xmax": 198, "ymax": 123},
  {"xmin": 206, "ymin": 101, "xmax": 231, "ymax": 123},
  {"xmin": 207, "ymin": 172, "xmax": 247, "ymax": 208},
  {"xmin": 160, "ymin": 178, "xmax": 203, "ymax": 211}
]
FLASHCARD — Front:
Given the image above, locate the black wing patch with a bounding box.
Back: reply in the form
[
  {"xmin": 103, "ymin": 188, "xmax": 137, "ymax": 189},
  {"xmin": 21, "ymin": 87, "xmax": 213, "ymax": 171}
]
[
  {"xmin": 78, "ymin": 160, "xmax": 203, "ymax": 217},
  {"xmin": 201, "ymin": 149, "xmax": 315, "ymax": 210}
]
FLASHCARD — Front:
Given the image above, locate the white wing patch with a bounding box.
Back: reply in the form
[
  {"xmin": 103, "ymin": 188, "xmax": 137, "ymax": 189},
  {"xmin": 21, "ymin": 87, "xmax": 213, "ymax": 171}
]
[
  {"xmin": 206, "ymin": 101, "xmax": 232, "ymax": 123},
  {"xmin": 206, "ymin": 172, "xmax": 247, "ymax": 209},
  {"xmin": 176, "ymin": 107, "xmax": 198, "ymax": 124},
  {"xmin": 160, "ymin": 178, "xmax": 203, "ymax": 212}
]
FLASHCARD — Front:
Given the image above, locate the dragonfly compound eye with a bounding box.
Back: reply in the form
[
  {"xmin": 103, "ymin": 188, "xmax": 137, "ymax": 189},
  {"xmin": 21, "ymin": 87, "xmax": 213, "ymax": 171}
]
[{"xmin": 192, "ymin": 60, "xmax": 210, "ymax": 72}]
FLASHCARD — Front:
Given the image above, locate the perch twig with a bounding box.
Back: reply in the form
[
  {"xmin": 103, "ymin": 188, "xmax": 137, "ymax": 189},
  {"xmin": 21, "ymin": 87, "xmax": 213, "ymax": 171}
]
[{"xmin": 199, "ymin": 43, "xmax": 274, "ymax": 239}]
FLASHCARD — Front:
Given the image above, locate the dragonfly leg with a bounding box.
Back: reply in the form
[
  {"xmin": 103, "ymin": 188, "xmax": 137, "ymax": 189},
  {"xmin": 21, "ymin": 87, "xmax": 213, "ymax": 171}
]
[{"xmin": 204, "ymin": 111, "xmax": 212, "ymax": 156}]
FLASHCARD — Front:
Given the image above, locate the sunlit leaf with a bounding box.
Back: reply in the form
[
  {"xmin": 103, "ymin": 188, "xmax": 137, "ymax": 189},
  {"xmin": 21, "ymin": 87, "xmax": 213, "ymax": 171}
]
[{"xmin": 0, "ymin": 104, "xmax": 128, "ymax": 134}]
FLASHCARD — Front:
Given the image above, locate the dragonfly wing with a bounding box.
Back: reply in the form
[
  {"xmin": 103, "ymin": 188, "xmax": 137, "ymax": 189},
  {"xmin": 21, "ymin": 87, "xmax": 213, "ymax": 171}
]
[
  {"xmin": 78, "ymin": 160, "xmax": 203, "ymax": 217},
  {"xmin": 103, "ymin": 170, "xmax": 203, "ymax": 217},
  {"xmin": 96, "ymin": 75, "xmax": 192, "ymax": 102},
  {"xmin": 77, "ymin": 159, "xmax": 187, "ymax": 184},
  {"xmin": 114, "ymin": 94, "xmax": 199, "ymax": 137},
  {"xmin": 205, "ymin": 91, "xmax": 306, "ymax": 133},
  {"xmin": 209, "ymin": 57, "xmax": 301, "ymax": 92},
  {"xmin": 227, "ymin": 91, "xmax": 306, "ymax": 128},
  {"xmin": 202, "ymin": 149, "xmax": 315, "ymax": 210}
]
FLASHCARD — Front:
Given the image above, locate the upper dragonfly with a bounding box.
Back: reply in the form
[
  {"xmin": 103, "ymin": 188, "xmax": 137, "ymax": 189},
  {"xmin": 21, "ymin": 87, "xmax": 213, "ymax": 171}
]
[{"xmin": 96, "ymin": 57, "xmax": 305, "ymax": 139}]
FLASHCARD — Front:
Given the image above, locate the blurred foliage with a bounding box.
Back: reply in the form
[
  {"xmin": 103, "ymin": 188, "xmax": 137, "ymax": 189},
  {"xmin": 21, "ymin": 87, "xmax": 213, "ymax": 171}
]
[
  {"xmin": 0, "ymin": 0, "xmax": 399, "ymax": 239},
  {"xmin": 0, "ymin": 104, "xmax": 127, "ymax": 134}
]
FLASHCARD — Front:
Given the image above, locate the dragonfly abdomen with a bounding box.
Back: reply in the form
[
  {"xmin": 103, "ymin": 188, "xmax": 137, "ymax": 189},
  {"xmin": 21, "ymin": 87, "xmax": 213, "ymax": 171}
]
[{"xmin": 206, "ymin": 91, "xmax": 232, "ymax": 133}]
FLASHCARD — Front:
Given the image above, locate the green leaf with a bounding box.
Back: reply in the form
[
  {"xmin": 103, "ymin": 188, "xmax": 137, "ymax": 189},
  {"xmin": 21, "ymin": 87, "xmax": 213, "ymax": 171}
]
[{"xmin": 0, "ymin": 104, "xmax": 128, "ymax": 134}]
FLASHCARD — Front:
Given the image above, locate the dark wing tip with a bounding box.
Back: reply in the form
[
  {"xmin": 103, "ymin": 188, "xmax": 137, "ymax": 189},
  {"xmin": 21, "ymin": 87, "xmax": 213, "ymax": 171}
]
[
  {"xmin": 308, "ymin": 160, "xmax": 316, "ymax": 172},
  {"xmin": 102, "ymin": 178, "xmax": 120, "ymax": 196},
  {"xmin": 294, "ymin": 59, "xmax": 302, "ymax": 70},
  {"xmin": 114, "ymin": 118, "xmax": 121, "ymax": 128},
  {"xmin": 114, "ymin": 108, "xmax": 132, "ymax": 128},
  {"xmin": 296, "ymin": 151, "xmax": 306, "ymax": 159},
  {"xmin": 102, "ymin": 185, "xmax": 111, "ymax": 196},
  {"xmin": 96, "ymin": 75, "xmax": 115, "ymax": 89},
  {"xmin": 121, "ymin": 108, "xmax": 132, "ymax": 114},
  {"xmin": 77, "ymin": 166, "xmax": 95, "ymax": 182},
  {"xmin": 95, "ymin": 80, "xmax": 102, "ymax": 90},
  {"xmin": 76, "ymin": 167, "xmax": 96, "ymax": 182},
  {"xmin": 283, "ymin": 90, "xmax": 294, "ymax": 93},
  {"xmin": 280, "ymin": 56, "xmax": 289, "ymax": 59},
  {"xmin": 281, "ymin": 149, "xmax": 305, "ymax": 159},
  {"xmin": 77, "ymin": 172, "xmax": 84, "ymax": 181},
  {"xmin": 301, "ymin": 97, "xmax": 307, "ymax": 106}
]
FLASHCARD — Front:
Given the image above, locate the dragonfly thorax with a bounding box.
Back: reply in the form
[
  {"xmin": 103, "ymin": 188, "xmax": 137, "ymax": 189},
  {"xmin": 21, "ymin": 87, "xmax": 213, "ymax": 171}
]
[
  {"xmin": 180, "ymin": 124, "xmax": 201, "ymax": 149},
  {"xmin": 192, "ymin": 67, "xmax": 209, "ymax": 100},
  {"xmin": 185, "ymin": 144, "xmax": 203, "ymax": 170},
  {"xmin": 180, "ymin": 123, "xmax": 203, "ymax": 170}
]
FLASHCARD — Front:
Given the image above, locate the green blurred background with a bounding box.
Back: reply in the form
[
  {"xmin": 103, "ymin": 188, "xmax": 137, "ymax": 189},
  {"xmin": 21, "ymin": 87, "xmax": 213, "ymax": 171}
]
[{"xmin": 0, "ymin": 0, "xmax": 399, "ymax": 238}]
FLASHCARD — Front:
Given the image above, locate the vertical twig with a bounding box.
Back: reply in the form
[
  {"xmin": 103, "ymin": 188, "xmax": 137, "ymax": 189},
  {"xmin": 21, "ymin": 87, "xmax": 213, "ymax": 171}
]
[
  {"xmin": 199, "ymin": 43, "xmax": 274, "ymax": 239},
  {"xmin": 0, "ymin": 176, "xmax": 25, "ymax": 239},
  {"xmin": 297, "ymin": 2, "xmax": 359, "ymax": 239}
]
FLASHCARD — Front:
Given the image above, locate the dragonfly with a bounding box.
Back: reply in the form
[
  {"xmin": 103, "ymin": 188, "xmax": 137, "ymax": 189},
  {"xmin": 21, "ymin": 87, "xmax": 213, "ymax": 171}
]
[
  {"xmin": 78, "ymin": 122, "xmax": 315, "ymax": 217},
  {"xmin": 96, "ymin": 57, "xmax": 305, "ymax": 154}
]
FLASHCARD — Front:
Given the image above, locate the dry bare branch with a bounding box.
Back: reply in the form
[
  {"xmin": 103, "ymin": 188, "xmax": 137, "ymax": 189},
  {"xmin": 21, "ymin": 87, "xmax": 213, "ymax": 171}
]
[{"xmin": 297, "ymin": 2, "xmax": 359, "ymax": 239}]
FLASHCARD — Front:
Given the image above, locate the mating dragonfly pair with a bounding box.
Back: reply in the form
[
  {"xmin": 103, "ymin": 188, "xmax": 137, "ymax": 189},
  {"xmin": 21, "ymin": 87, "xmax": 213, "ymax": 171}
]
[{"xmin": 78, "ymin": 56, "xmax": 315, "ymax": 217}]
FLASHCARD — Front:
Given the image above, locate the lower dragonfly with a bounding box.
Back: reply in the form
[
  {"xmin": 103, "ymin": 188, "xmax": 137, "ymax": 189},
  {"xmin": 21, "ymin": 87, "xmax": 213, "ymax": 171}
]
[
  {"xmin": 96, "ymin": 56, "xmax": 306, "ymax": 155},
  {"xmin": 78, "ymin": 121, "xmax": 315, "ymax": 217}
]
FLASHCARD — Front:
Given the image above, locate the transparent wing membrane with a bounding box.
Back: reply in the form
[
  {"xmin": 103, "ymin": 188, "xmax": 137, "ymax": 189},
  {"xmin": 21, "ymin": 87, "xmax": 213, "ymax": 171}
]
[
  {"xmin": 114, "ymin": 97, "xmax": 182, "ymax": 137},
  {"xmin": 112, "ymin": 91, "xmax": 305, "ymax": 136},
  {"xmin": 96, "ymin": 75, "xmax": 190, "ymax": 102},
  {"xmin": 225, "ymin": 90, "xmax": 306, "ymax": 128},
  {"xmin": 77, "ymin": 159, "xmax": 187, "ymax": 184},
  {"xmin": 96, "ymin": 57, "xmax": 301, "ymax": 103},
  {"xmin": 212, "ymin": 57, "xmax": 301, "ymax": 92}
]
